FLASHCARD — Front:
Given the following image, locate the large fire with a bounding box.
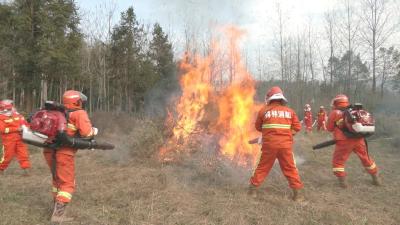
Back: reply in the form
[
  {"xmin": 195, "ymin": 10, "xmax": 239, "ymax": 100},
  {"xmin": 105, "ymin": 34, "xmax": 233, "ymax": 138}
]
[{"xmin": 160, "ymin": 26, "xmax": 262, "ymax": 167}]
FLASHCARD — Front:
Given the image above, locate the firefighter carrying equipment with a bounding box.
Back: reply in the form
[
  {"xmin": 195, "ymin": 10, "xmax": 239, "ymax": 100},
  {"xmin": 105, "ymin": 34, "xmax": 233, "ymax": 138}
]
[
  {"xmin": 327, "ymin": 95, "xmax": 378, "ymax": 180},
  {"xmin": 44, "ymin": 91, "xmax": 96, "ymax": 205}
]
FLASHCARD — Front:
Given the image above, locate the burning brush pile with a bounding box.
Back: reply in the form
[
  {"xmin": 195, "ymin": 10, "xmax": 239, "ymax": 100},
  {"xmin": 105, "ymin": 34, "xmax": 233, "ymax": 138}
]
[{"xmin": 160, "ymin": 27, "xmax": 262, "ymax": 168}]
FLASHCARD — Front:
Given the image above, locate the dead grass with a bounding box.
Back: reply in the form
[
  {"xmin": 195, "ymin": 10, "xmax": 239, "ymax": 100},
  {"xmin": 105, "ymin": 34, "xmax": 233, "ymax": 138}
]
[{"xmin": 0, "ymin": 115, "xmax": 399, "ymax": 225}]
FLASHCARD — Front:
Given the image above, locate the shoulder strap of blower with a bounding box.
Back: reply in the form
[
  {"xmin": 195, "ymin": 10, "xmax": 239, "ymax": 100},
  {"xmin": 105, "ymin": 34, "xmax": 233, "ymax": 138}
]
[
  {"xmin": 64, "ymin": 109, "xmax": 84, "ymax": 138},
  {"xmin": 339, "ymin": 105, "xmax": 370, "ymax": 138}
]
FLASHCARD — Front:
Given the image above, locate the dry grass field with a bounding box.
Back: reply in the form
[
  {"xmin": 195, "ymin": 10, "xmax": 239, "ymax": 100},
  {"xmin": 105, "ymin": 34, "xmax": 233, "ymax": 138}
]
[{"xmin": 0, "ymin": 114, "xmax": 399, "ymax": 225}]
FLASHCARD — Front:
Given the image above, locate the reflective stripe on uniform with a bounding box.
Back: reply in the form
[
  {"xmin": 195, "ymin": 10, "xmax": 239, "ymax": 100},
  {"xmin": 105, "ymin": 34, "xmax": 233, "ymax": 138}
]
[
  {"xmin": 365, "ymin": 162, "xmax": 376, "ymax": 170},
  {"xmin": 4, "ymin": 128, "xmax": 10, "ymax": 133},
  {"xmin": 0, "ymin": 145, "xmax": 4, "ymax": 163},
  {"xmin": 332, "ymin": 167, "xmax": 345, "ymax": 172},
  {"xmin": 67, "ymin": 123, "xmax": 77, "ymax": 131},
  {"xmin": 14, "ymin": 117, "xmax": 19, "ymax": 121},
  {"xmin": 65, "ymin": 95, "xmax": 80, "ymax": 99},
  {"xmin": 335, "ymin": 119, "xmax": 343, "ymax": 126},
  {"xmin": 4, "ymin": 119, "xmax": 13, "ymax": 123},
  {"xmin": 57, "ymin": 191, "xmax": 72, "ymax": 200},
  {"xmin": 52, "ymin": 187, "xmax": 59, "ymax": 193},
  {"xmin": 262, "ymin": 124, "xmax": 291, "ymax": 129},
  {"xmin": 292, "ymin": 153, "xmax": 297, "ymax": 168}
]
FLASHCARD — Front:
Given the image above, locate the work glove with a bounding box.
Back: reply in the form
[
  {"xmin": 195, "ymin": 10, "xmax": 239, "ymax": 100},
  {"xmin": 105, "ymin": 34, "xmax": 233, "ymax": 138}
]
[
  {"xmin": 92, "ymin": 127, "xmax": 99, "ymax": 136},
  {"xmin": 18, "ymin": 125, "xmax": 27, "ymax": 132}
]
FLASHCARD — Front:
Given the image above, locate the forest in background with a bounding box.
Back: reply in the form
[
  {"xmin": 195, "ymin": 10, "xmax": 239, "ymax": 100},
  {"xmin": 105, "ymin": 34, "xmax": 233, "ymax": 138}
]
[
  {"xmin": 0, "ymin": 0, "xmax": 399, "ymax": 114},
  {"xmin": 0, "ymin": 0, "xmax": 175, "ymax": 113}
]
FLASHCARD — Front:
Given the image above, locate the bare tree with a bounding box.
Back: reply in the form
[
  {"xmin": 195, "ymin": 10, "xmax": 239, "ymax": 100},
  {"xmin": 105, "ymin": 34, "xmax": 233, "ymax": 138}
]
[
  {"xmin": 324, "ymin": 9, "xmax": 338, "ymax": 85},
  {"xmin": 359, "ymin": 0, "xmax": 400, "ymax": 93},
  {"xmin": 273, "ymin": 2, "xmax": 288, "ymax": 82},
  {"xmin": 81, "ymin": 0, "xmax": 116, "ymax": 113},
  {"xmin": 337, "ymin": 0, "xmax": 360, "ymax": 94},
  {"xmin": 377, "ymin": 46, "xmax": 399, "ymax": 97},
  {"xmin": 307, "ymin": 20, "xmax": 316, "ymax": 83}
]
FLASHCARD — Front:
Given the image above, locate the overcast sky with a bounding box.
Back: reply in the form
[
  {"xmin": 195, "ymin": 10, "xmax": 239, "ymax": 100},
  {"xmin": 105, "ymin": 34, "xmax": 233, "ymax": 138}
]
[
  {"xmin": 77, "ymin": 0, "xmax": 336, "ymax": 43},
  {"xmin": 76, "ymin": 0, "xmax": 400, "ymax": 79}
]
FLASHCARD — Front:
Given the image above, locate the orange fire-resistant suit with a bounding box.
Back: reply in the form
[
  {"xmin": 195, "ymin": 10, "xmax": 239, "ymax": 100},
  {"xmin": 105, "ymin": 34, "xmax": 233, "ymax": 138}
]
[
  {"xmin": 303, "ymin": 110, "xmax": 313, "ymax": 132},
  {"xmin": 317, "ymin": 109, "xmax": 327, "ymax": 131},
  {"xmin": 0, "ymin": 112, "xmax": 31, "ymax": 171},
  {"xmin": 250, "ymin": 102, "xmax": 303, "ymax": 189},
  {"xmin": 43, "ymin": 107, "xmax": 95, "ymax": 203},
  {"xmin": 327, "ymin": 109, "xmax": 378, "ymax": 177}
]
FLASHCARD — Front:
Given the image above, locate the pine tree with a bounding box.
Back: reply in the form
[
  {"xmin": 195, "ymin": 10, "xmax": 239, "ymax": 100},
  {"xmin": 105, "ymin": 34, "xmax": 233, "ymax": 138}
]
[
  {"xmin": 110, "ymin": 6, "xmax": 145, "ymax": 112},
  {"xmin": 6, "ymin": 0, "xmax": 82, "ymax": 110},
  {"xmin": 0, "ymin": 3, "xmax": 15, "ymax": 98},
  {"xmin": 149, "ymin": 23, "xmax": 175, "ymax": 79}
]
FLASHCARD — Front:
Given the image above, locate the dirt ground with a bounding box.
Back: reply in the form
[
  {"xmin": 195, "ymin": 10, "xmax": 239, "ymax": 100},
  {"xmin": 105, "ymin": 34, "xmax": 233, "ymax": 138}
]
[{"xmin": 0, "ymin": 121, "xmax": 399, "ymax": 225}]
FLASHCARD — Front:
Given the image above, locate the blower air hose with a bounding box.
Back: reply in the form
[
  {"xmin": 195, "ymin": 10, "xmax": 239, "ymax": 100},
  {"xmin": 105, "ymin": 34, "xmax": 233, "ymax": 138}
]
[{"xmin": 57, "ymin": 132, "xmax": 115, "ymax": 150}]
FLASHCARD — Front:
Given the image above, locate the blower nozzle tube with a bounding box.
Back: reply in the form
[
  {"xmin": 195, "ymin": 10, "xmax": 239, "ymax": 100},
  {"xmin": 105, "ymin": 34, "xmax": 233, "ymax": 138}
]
[{"xmin": 58, "ymin": 132, "xmax": 115, "ymax": 150}]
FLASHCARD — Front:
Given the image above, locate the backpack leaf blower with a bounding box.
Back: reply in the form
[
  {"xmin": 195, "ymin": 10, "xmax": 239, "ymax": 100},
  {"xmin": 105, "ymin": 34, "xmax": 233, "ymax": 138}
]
[{"xmin": 22, "ymin": 101, "xmax": 115, "ymax": 150}]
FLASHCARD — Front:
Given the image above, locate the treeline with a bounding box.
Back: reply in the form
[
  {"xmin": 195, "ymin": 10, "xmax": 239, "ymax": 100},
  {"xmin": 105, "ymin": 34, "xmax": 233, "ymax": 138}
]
[
  {"xmin": 265, "ymin": 0, "xmax": 400, "ymax": 102},
  {"xmin": 1, "ymin": 0, "xmax": 400, "ymax": 115},
  {"xmin": 0, "ymin": 1, "xmax": 175, "ymax": 113}
]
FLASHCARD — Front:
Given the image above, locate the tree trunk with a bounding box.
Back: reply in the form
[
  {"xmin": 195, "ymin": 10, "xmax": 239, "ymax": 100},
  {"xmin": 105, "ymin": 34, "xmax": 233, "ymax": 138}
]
[
  {"xmin": 372, "ymin": 30, "xmax": 376, "ymax": 93},
  {"xmin": 40, "ymin": 75, "xmax": 48, "ymax": 108}
]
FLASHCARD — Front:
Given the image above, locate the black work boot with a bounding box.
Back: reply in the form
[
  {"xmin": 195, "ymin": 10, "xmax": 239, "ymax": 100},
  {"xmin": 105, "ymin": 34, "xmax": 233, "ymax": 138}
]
[
  {"xmin": 292, "ymin": 188, "xmax": 305, "ymax": 202},
  {"xmin": 371, "ymin": 174, "xmax": 381, "ymax": 186},
  {"xmin": 247, "ymin": 184, "xmax": 258, "ymax": 198},
  {"xmin": 22, "ymin": 168, "xmax": 30, "ymax": 177},
  {"xmin": 338, "ymin": 177, "xmax": 348, "ymax": 189},
  {"xmin": 50, "ymin": 201, "xmax": 74, "ymax": 223}
]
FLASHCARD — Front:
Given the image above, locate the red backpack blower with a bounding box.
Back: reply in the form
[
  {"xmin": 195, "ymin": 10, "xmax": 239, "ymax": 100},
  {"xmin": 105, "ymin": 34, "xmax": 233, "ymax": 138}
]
[
  {"xmin": 23, "ymin": 101, "xmax": 114, "ymax": 150},
  {"xmin": 341, "ymin": 103, "xmax": 375, "ymax": 138},
  {"xmin": 312, "ymin": 103, "xmax": 374, "ymax": 150}
]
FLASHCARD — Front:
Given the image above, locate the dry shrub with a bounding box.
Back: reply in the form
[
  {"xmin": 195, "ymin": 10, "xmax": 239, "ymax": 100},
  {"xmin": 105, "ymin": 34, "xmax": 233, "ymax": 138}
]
[
  {"xmin": 390, "ymin": 137, "xmax": 400, "ymax": 148},
  {"xmin": 374, "ymin": 113, "xmax": 400, "ymax": 137},
  {"xmin": 90, "ymin": 112, "xmax": 165, "ymax": 164}
]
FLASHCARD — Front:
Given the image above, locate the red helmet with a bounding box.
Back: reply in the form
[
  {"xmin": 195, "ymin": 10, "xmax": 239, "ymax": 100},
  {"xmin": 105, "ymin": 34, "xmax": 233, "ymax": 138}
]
[
  {"xmin": 62, "ymin": 90, "xmax": 87, "ymax": 109},
  {"xmin": 0, "ymin": 99, "xmax": 14, "ymax": 115},
  {"xmin": 265, "ymin": 86, "xmax": 287, "ymax": 104},
  {"xmin": 331, "ymin": 94, "xmax": 349, "ymax": 108}
]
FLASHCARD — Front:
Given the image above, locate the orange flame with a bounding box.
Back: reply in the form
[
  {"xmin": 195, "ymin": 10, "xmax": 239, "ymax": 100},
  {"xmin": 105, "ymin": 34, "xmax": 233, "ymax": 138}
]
[
  {"xmin": 172, "ymin": 53, "xmax": 214, "ymax": 144},
  {"xmin": 161, "ymin": 26, "xmax": 262, "ymax": 167},
  {"xmin": 217, "ymin": 80, "xmax": 261, "ymax": 166}
]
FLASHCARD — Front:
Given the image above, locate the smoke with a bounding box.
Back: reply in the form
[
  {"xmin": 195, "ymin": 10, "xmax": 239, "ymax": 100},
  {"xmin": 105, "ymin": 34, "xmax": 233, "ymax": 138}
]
[
  {"xmin": 163, "ymin": 135, "xmax": 308, "ymax": 188},
  {"xmin": 161, "ymin": 133, "xmax": 255, "ymax": 187},
  {"xmin": 136, "ymin": 0, "xmax": 255, "ymax": 28},
  {"xmin": 135, "ymin": 0, "xmax": 275, "ymax": 73},
  {"xmin": 143, "ymin": 75, "xmax": 181, "ymax": 118}
]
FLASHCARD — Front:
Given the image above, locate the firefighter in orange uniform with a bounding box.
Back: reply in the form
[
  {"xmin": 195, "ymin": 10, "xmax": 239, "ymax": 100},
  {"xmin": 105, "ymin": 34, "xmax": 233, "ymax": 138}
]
[
  {"xmin": 0, "ymin": 99, "xmax": 31, "ymax": 175},
  {"xmin": 327, "ymin": 94, "xmax": 380, "ymax": 188},
  {"xmin": 44, "ymin": 90, "xmax": 98, "ymax": 222},
  {"xmin": 303, "ymin": 104, "xmax": 313, "ymax": 133},
  {"xmin": 316, "ymin": 106, "xmax": 327, "ymax": 131},
  {"xmin": 248, "ymin": 86, "xmax": 304, "ymax": 201}
]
